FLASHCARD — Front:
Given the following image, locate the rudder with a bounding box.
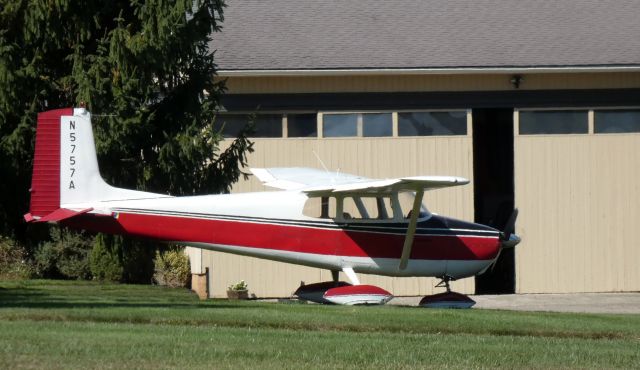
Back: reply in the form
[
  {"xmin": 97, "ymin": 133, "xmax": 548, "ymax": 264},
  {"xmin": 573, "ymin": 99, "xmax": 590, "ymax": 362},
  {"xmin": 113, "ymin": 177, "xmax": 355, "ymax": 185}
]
[{"xmin": 27, "ymin": 108, "xmax": 73, "ymax": 219}]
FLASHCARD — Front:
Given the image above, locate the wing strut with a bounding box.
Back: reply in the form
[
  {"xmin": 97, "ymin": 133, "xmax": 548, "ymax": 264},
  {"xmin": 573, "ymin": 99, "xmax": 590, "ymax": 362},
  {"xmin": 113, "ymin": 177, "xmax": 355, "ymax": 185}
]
[
  {"xmin": 342, "ymin": 267, "xmax": 360, "ymax": 285},
  {"xmin": 399, "ymin": 190, "xmax": 424, "ymax": 270}
]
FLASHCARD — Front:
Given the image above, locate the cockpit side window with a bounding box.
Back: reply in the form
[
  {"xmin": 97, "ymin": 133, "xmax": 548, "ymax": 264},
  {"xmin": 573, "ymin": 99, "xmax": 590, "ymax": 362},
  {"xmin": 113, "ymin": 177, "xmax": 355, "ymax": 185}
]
[{"xmin": 342, "ymin": 196, "xmax": 394, "ymax": 220}]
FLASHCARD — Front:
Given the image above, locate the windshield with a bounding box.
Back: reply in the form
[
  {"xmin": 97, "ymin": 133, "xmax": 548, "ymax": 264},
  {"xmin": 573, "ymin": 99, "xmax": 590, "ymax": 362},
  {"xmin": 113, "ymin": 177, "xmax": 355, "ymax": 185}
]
[{"xmin": 397, "ymin": 191, "xmax": 430, "ymax": 219}]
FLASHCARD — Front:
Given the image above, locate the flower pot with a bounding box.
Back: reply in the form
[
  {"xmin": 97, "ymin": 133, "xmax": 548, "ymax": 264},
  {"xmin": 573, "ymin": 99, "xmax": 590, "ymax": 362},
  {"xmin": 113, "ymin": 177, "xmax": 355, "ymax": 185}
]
[{"xmin": 227, "ymin": 289, "xmax": 249, "ymax": 300}]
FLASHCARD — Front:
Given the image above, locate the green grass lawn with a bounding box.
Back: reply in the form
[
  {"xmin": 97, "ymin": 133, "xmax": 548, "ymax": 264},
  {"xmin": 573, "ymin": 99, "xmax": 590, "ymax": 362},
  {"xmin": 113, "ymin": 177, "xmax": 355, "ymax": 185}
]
[{"xmin": 1, "ymin": 280, "xmax": 639, "ymax": 369}]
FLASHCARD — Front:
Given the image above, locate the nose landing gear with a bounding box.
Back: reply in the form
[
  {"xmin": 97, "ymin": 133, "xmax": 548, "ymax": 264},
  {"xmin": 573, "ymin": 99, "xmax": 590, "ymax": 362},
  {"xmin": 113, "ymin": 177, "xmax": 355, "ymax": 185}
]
[{"xmin": 419, "ymin": 275, "xmax": 476, "ymax": 309}]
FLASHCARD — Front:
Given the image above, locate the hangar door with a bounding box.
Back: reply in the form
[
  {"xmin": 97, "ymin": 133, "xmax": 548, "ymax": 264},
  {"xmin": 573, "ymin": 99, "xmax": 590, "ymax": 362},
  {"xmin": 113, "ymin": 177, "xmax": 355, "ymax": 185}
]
[
  {"xmin": 514, "ymin": 109, "xmax": 640, "ymax": 293},
  {"xmin": 472, "ymin": 108, "xmax": 515, "ymax": 294}
]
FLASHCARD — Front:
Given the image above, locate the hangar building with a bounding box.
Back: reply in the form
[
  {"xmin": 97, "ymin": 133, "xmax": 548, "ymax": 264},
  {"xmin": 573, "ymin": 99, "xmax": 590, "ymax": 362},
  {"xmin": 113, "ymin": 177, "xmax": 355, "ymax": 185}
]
[{"xmin": 187, "ymin": 0, "xmax": 640, "ymax": 298}]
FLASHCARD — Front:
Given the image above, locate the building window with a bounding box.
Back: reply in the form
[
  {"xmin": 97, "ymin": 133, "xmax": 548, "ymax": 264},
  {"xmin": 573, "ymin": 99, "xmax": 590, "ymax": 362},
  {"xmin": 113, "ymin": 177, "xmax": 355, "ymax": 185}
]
[
  {"xmin": 362, "ymin": 113, "xmax": 392, "ymax": 137},
  {"xmin": 287, "ymin": 113, "xmax": 317, "ymax": 137},
  {"xmin": 519, "ymin": 110, "xmax": 588, "ymax": 135},
  {"xmin": 323, "ymin": 114, "xmax": 358, "ymax": 137},
  {"xmin": 322, "ymin": 112, "xmax": 393, "ymax": 138},
  {"xmin": 398, "ymin": 111, "xmax": 467, "ymax": 136},
  {"xmin": 594, "ymin": 110, "xmax": 640, "ymax": 134},
  {"xmin": 217, "ymin": 114, "xmax": 283, "ymax": 138}
]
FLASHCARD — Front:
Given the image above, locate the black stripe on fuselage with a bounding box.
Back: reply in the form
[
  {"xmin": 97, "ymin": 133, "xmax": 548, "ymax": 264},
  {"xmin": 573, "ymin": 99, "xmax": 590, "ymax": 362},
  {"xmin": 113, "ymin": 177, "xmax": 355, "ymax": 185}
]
[{"xmin": 111, "ymin": 207, "xmax": 499, "ymax": 238}]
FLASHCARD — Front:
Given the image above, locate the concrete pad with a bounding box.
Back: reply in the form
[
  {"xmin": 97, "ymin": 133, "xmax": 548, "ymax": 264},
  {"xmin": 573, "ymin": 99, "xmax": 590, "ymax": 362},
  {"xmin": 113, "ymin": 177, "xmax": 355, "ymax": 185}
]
[{"xmin": 389, "ymin": 293, "xmax": 640, "ymax": 314}]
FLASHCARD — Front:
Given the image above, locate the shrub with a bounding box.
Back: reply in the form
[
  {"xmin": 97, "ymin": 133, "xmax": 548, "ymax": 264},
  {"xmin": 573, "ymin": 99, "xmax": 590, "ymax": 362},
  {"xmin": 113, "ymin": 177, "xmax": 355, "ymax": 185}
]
[
  {"xmin": 33, "ymin": 228, "xmax": 93, "ymax": 280},
  {"xmin": 90, "ymin": 234, "xmax": 124, "ymax": 282},
  {"xmin": 153, "ymin": 248, "xmax": 191, "ymax": 288},
  {"xmin": 121, "ymin": 240, "xmax": 156, "ymax": 284},
  {"xmin": 228, "ymin": 280, "xmax": 248, "ymax": 291},
  {"xmin": 89, "ymin": 234, "xmax": 157, "ymax": 283},
  {"xmin": 33, "ymin": 240, "xmax": 58, "ymax": 278},
  {"xmin": 0, "ymin": 236, "xmax": 34, "ymax": 279}
]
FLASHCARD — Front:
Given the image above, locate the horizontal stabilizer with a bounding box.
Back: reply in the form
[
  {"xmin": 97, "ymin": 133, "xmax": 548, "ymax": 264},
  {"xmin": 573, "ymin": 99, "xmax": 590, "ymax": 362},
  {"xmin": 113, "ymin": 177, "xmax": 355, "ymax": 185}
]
[{"xmin": 24, "ymin": 208, "xmax": 93, "ymax": 223}]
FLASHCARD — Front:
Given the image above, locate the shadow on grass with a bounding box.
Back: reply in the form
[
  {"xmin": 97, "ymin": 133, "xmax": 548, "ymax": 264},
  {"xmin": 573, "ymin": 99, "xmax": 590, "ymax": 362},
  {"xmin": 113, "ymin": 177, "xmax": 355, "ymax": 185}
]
[
  {"xmin": 0, "ymin": 287, "xmax": 249, "ymax": 310},
  {"xmin": 1, "ymin": 285, "xmax": 635, "ymax": 341}
]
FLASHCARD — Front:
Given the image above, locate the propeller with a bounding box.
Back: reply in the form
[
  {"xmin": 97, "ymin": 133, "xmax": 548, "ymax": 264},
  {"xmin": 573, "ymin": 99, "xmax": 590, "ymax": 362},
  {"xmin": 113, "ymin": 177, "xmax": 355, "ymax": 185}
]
[
  {"xmin": 487, "ymin": 208, "xmax": 520, "ymax": 273},
  {"xmin": 499, "ymin": 208, "xmax": 520, "ymax": 249}
]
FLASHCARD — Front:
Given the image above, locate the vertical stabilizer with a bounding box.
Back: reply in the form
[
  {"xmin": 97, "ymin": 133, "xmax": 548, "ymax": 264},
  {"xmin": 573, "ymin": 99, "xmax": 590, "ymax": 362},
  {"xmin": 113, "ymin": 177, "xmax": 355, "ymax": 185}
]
[
  {"xmin": 59, "ymin": 108, "xmax": 112, "ymax": 205},
  {"xmin": 25, "ymin": 107, "xmax": 165, "ymax": 223}
]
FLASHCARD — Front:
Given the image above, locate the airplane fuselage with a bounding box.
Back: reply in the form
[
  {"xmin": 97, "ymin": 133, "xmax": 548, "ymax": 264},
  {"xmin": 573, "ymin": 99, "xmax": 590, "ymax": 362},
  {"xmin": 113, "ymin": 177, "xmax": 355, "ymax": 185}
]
[{"xmin": 63, "ymin": 190, "xmax": 501, "ymax": 279}]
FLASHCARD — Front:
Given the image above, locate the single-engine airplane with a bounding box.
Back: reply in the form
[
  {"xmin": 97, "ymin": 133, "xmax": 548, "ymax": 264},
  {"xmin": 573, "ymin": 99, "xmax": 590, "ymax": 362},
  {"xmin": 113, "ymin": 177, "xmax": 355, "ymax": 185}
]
[{"xmin": 25, "ymin": 108, "xmax": 520, "ymax": 307}]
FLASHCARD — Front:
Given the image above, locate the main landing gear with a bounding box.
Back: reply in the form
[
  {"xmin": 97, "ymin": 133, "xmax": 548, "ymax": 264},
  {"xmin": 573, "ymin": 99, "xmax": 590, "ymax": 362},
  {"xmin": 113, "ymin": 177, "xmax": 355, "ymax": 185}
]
[
  {"xmin": 293, "ymin": 268, "xmax": 394, "ymax": 305},
  {"xmin": 294, "ymin": 271, "xmax": 475, "ymax": 308},
  {"xmin": 419, "ymin": 275, "xmax": 476, "ymax": 309}
]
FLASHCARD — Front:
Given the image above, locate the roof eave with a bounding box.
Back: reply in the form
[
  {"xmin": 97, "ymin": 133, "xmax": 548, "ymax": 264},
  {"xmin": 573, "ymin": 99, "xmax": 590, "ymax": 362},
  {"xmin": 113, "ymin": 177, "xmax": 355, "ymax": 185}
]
[{"xmin": 217, "ymin": 65, "xmax": 640, "ymax": 77}]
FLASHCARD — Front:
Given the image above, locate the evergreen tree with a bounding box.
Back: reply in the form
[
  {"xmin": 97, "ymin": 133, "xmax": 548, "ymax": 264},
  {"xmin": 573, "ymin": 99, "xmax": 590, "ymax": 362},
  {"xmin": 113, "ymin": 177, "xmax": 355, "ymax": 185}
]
[{"xmin": 0, "ymin": 0, "xmax": 253, "ymax": 242}]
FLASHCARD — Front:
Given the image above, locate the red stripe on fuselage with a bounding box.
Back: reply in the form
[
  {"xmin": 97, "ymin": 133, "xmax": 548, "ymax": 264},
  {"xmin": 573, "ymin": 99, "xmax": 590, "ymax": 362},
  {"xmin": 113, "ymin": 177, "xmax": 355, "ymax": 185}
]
[{"xmin": 66, "ymin": 212, "xmax": 500, "ymax": 261}]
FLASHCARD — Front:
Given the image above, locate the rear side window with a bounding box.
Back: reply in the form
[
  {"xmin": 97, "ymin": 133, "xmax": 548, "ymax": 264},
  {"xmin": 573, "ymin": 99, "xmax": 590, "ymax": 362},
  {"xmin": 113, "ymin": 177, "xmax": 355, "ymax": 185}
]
[{"xmin": 303, "ymin": 197, "xmax": 336, "ymax": 218}]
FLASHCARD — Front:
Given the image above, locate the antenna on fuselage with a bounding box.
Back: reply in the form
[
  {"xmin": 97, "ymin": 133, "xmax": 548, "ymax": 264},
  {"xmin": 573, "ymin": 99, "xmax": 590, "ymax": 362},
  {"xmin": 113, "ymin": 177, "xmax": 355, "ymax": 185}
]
[{"xmin": 312, "ymin": 150, "xmax": 330, "ymax": 173}]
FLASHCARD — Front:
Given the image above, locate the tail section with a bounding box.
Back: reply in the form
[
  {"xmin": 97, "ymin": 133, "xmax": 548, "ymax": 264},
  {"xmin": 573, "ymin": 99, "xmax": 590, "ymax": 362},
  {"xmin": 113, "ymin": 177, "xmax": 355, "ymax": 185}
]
[{"xmin": 25, "ymin": 107, "xmax": 163, "ymax": 223}]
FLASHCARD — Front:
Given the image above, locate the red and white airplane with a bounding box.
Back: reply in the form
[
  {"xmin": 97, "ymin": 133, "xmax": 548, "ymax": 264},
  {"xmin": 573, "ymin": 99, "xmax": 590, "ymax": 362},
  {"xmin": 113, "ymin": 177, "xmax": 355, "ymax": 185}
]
[{"xmin": 25, "ymin": 108, "xmax": 520, "ymax": 307}]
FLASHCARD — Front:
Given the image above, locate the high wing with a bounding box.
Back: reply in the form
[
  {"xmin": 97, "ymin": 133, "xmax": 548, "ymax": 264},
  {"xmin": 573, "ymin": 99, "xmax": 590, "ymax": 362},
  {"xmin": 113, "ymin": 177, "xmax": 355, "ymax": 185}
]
[
  {"xmin": 251, "ymin": 167, "xmax": 469, "ymax": 194},
  {"xmin": 250, "ymin": 167, "xmax": 372, "ymax": 191},
  {"xmin": 303, "ymin": 175, "xmax": 469, "ymax": 195}
]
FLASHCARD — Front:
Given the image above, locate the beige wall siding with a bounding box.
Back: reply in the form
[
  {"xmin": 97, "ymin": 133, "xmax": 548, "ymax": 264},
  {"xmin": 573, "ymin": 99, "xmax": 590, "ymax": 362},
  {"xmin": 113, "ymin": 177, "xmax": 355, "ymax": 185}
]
[
  {"xmin": 515, "ymin": 133, "xmax": 640, "ymax": 293},
  {"xmin": 221, "ymin": 73, "xmax": 640, "ymax": 94},
  {"xmin": 204, "ymin": 136, "xmax": 475, "ymax": 298}
]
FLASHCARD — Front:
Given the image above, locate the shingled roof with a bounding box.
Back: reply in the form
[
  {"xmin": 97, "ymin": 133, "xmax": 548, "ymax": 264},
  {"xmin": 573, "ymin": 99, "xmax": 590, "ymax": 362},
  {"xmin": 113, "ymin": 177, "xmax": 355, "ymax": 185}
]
[{"xmin": 211, "ymin": 0, "xmax": 640, "ymax": 75}]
